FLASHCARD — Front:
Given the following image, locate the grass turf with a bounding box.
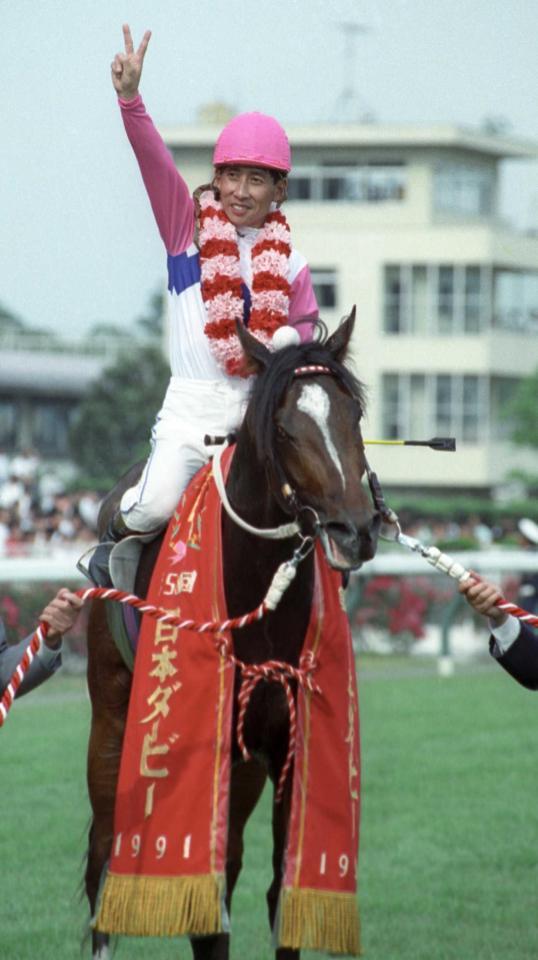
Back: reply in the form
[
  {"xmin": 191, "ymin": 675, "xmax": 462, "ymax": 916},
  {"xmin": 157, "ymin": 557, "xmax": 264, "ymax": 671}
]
[{"xmin": 1, "ymin": 657, "xmax": 537, "ymax": 959}]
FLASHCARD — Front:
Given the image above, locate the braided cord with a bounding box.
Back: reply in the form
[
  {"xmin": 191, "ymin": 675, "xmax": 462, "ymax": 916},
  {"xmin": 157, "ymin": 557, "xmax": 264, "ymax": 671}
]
[{"xmin": 0, "ymin": 585, "xmax": 320, "ymax": 804}]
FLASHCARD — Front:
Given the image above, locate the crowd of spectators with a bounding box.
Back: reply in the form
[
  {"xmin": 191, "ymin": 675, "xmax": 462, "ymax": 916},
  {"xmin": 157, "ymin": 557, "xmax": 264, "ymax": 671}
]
[
  {"xmin": 0, "ymin": 447, "xmax": 533, "ymax": 559},
  {"xmin": 398, "ymin": 513, "xmax": 537, "ymax": 552},
  {"xmin": 0, "ymin": 448, "xmax": 101, "ymax": 557}
]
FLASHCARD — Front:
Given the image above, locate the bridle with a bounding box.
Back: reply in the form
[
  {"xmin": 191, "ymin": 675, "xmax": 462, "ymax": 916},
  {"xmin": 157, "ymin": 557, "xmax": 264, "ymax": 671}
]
[{"xmin": 210, "ymin": 362, "xmax": 396, "ymax": 550}]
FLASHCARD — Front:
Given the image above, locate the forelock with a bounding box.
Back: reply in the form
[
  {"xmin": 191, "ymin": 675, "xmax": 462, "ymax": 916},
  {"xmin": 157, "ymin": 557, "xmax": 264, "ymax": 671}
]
[{"xmin": 244, "ymin": 323, "xmax": 366, "ymax": 470}]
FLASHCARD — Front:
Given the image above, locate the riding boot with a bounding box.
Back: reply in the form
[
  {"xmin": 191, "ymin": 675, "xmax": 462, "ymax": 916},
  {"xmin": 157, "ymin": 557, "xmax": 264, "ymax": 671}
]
[{"xmin": 88, "ymin": 510, "xmax": 131, "ymax": 588}]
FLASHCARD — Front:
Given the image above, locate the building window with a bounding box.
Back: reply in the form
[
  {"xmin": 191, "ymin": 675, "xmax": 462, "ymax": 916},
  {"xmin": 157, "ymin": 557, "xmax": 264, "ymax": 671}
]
[
  {"xmin": 493, "ymin": 270, "xmax": 538, "ymax": 332},
  {"xmin": 287, "ymin": 162, "xmax": 406, "ymax": 204},
  {"xmin": 464, "ymin": 266, "xmax": 482, "ymax": 333},
  {"xmin": 384, "ymin": 266, "xmax": 406, "ymax": 333},
  {"xmin": 437, "ymin": 266, "xmax": 455, "ymax": 333},
  {"xmin": 311, "ymin": 269, "xmax": 338, "ymax": 309},
  {"xmin": 490, "ymin": 376, "xmax": 521, "ymax": 439},
  {"xmin": 382, "ymin": 374, "xmax": 402, "ymax": 439},
  {"xmin": 286, "ymin": 176, "xmax": 312, "ymax": 201},
  {"xmin": 382, "ymin": 373, "xmax": 486, "ymax": 443},
  {"xmin": 382, "ymin": 374, "xmax": 428, "ymax": 439},
  {"xmin": 435, "ymin": 375, "xmax": 453, "ymax": 435},
  {"xmin": 462, "ymin": 376, "xmax": 480, "ymax": 442},
  {"xmin": 383, "ymin": 263, "xmax": 489, "ymax": 334},
  {"xmin": 411, "ymin": 265, "xmax": 428, "ymax": 334},
  {"xmin": 434, "ymin": 163, "xmax": 494, "ymax": 216}
]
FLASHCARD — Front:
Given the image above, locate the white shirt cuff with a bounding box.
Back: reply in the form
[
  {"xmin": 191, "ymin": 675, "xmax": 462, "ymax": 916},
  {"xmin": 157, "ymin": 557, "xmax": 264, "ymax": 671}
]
[
  {"xmin": 489, "ymin": 615, "xmax": 520, "ymax": 654},
  {"xmin": 36, "ymin": 639, "xmax": 62, "ymax": 667}
]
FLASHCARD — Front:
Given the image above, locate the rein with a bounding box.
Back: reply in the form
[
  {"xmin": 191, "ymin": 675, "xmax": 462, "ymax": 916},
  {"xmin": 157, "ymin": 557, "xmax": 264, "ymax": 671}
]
[
  {"xmin": 209, "ymin": 363, "xmax": 342, "ymax": 542},
  {"xmin": 211, "ymin": 440, "xmax": 301, "ymax": 540}
]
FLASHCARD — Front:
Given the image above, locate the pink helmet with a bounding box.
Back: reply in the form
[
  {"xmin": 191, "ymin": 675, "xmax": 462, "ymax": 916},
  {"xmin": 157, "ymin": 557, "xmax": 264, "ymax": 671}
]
[{"xmin": 213, "ymin": 112, "xmax": 291, "ymax": 173}]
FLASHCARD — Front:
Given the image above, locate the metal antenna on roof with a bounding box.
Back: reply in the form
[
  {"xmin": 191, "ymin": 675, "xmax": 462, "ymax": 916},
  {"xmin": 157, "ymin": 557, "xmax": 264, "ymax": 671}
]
[{"xmin": 333, "ymin": 21, "xmax": 375, "ymax": 124}]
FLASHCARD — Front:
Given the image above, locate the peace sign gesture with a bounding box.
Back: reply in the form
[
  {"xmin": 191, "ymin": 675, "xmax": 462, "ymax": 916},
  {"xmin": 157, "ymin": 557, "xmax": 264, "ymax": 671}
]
[{"xmin": 110, "ymin": 23, "xmax": 151, "ymax": 100}]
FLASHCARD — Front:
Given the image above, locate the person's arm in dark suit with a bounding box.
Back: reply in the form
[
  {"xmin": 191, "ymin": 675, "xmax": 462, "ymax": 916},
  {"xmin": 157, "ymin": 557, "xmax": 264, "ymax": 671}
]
[
  {"xmin": 459, "ymin": 574, "xmax": 538, "ymax": 691},
  {"xmin": 489, "ymin": 622, "xmax": 538, "ymax": 691},
  {"xmin": 0, "ymin": 621, "xmax": 61, "ymax": 697},
  {"xmin": 0, "ymin": 589, "xmax": 84, "ymax": 698}
]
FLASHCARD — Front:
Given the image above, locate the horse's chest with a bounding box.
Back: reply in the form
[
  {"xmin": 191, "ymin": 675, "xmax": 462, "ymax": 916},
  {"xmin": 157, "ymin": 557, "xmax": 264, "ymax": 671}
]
[{"xmin": 233, "ymin": 671, "xmax": 294, "ymax": 759}]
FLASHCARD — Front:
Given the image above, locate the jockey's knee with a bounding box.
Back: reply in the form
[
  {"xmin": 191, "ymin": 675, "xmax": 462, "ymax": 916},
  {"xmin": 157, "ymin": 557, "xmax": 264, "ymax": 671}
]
[{"xmin": 122, "ymin": 493, "xmax": 177, "ymax": 534}]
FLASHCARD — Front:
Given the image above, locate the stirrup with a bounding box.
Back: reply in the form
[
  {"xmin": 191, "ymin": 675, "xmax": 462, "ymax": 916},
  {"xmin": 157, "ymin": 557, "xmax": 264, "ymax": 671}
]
[
  {"xmin": 77, "ymin": 541, "xmax": 116, "ymax": 588},
  {"xmin": 76, "ymin": 544, "xmax": 97, "ymax": 582}
]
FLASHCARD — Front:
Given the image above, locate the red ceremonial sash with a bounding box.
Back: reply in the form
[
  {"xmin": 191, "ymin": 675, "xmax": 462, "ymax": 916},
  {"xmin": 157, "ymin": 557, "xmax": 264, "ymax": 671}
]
[
  {"xmin": 95, "ymin": 461, "xmax": 233, "ymax": 935},
  {"xmin": 277, "ymin": 551, "xmax": 361, "ymax": 954},
  {"xmin": 95, "ymin": 449, "xmax": 361, "ymax": 955}
]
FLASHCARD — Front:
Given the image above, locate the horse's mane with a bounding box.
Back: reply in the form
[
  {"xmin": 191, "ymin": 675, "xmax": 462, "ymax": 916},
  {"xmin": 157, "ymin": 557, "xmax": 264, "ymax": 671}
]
[{"xmin": 244, "ymin": 321, "xmax": 367, "ymax": 471}]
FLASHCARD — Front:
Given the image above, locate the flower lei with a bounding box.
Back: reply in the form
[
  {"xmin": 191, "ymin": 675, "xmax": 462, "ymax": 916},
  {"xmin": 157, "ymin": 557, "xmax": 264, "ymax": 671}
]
[{"xmin": 198, "ymin": 190, "xmax": 291, "ymax": 377}]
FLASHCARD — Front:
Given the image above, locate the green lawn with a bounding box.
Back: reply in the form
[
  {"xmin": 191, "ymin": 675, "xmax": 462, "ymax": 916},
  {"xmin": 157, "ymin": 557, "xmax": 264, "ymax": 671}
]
[{"xmin": 1, "ymin": 657, "xmax": 538, "ymax": 959}]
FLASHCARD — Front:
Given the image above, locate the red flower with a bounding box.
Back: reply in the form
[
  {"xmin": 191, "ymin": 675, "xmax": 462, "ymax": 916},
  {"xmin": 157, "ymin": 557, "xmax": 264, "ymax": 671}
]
[
  {"xmin": 204, "ymin": 318, "xmax": 237, "ymax": 340},
  {"xmin": 252, "ymin": 272, "xmax": 291, "ymax": 294},
  {"xmin": 201, "ymin": 275, "xmax": 243, "ymax": 300},
  {"xmin": 249, "ymin": 309, "xmax": 287, "ymax": 334},
  {"xmin": 252, "ymin": 238, "xmax": 291, "ymax": 257},
  {"xmin": 199, "ymin": 238, "xmax": 238, "ymax": 260}
]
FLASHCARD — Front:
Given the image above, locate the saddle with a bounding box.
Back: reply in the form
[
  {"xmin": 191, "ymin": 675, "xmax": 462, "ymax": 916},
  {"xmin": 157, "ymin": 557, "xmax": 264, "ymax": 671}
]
[
  {"xmin": 101, "ymin": 450, "xmax": 224, "ymax": 671},
  {"xmin": 105, "ymin": 531, "xmax": 161, "ymax": 671}
]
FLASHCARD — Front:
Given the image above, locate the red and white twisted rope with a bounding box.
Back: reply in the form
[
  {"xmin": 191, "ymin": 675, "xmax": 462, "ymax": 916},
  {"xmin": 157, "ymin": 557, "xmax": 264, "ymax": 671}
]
[
  {"xmin": 231, "ymin": 649, "xmax": 321, "ymax": 803},
  {"xmin": 6, "ymin": 570, "xmax": 535, "ymax": 790},
  {"xmin": 0, "ymin": 585, "xmax": 320, "ymax": 803},
  {"xmin": 396, "ymin": 537, "xmax": 538, "ymax": 627},
  {"xmin": 0, "ymin": 585, "xmax": 268, "ymax": 728},
  {"xmin": 0, "ymin": 625, "xmax": 46, "ymax": 724},
  {"xmin": 486, "ymin": 598, "xmax": 538, "ymax": 627}
]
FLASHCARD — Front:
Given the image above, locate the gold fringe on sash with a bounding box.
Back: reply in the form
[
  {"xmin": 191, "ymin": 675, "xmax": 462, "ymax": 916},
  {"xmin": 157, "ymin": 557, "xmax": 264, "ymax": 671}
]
[
  {"xmin": 94, "ymin": 872, "xmax": 224, "ymax": 937},
  {"xmin": 278, "ymin": 887, "xmax": 361, "ymax": 956}
]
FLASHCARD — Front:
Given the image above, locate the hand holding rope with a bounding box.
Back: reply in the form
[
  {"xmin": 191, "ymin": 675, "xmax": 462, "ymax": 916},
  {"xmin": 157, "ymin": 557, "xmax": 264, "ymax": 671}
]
[{"xmin": 373, "ymin": 513, "xmax": 538, "ymax": 627}]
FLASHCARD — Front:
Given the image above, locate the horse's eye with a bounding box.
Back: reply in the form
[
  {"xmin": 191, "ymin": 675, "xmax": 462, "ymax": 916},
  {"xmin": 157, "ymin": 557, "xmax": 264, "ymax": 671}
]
[{"xmin": 276, "ymin": 425, "xmax": 289, "ymax": 441}]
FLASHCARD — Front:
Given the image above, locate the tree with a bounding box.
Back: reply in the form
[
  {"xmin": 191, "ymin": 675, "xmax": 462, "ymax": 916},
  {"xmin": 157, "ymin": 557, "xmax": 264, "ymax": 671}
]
[
  {"xmin": 69, "ymin": 343, "xmax": 169, "ymax": 487},
  {"xmin": 507, "ymin": 368, "xmax": 538, "ymax": 449},
  {"xmin": 85, "ymin": 322, "xmax": 131, "ymax": 343}
]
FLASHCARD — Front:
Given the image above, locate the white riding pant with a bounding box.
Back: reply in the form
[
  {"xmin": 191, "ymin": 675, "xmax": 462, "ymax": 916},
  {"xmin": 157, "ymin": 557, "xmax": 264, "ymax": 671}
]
[{"xmin": 120, "ymin": 376, "xmax": 250, "ymax": 533}]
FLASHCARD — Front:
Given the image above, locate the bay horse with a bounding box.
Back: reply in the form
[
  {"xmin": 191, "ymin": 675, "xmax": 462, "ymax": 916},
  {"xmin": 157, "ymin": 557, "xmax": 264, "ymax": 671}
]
[{"xmin": 85, "ymin": 310, "xmax": 380, "ymax": 959}]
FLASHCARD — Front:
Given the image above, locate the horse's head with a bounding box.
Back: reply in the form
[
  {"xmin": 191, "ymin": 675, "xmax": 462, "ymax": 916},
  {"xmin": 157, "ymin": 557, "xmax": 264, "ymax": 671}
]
[{"xmin": 237, "ymin": 310, "xmax": 380, "ymax": 570}]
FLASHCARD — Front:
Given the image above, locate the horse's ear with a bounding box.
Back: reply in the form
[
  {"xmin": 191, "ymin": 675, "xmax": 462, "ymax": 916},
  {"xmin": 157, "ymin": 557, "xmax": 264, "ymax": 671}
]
[
  {"xmin": 326, "ymin": 307, "xmax": 356, "ymax": 363},
  {"xmin": 236, "ymin": 320, "xmax": 272, "ymax": 374}
]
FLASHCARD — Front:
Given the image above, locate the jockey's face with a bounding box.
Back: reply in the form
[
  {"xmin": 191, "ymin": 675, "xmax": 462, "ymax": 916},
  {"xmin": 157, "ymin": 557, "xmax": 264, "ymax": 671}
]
[{"xmin": 213, "ymin": 166, "xmax": 286, "ymax": 229}]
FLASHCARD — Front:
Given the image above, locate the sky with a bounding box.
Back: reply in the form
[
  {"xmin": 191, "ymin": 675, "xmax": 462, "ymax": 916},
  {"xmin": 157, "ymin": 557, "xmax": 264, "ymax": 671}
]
[{"xmin": 2, "ymin": 0, "xmax": 538, "ymax": 338}]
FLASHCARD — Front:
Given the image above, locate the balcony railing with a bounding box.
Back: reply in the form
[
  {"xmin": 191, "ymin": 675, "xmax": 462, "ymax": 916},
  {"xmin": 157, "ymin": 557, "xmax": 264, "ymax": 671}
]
[{"xmin": 0, "ymin": 330, "xmax": 137, "ymax": 358}]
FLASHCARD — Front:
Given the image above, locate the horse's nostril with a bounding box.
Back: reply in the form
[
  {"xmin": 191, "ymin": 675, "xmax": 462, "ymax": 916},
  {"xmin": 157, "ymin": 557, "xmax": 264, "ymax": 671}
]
[
  {"xmin": 326, "ymin": 522, "xmax": 353, "ymax": 539},
  {"xmin": 327, "ymin": 517, "xmax": 379, "ymax": 539}
]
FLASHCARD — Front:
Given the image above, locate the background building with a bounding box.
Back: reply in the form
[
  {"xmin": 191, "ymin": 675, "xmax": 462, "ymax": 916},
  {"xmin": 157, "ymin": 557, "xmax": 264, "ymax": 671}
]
[
  {"xmin": 0, "ymin": 330, "xmax": 125, "ymax": 470},
  {"xmin": 161, "ymin": 118, "xmax": 538, "ymax": 493}
]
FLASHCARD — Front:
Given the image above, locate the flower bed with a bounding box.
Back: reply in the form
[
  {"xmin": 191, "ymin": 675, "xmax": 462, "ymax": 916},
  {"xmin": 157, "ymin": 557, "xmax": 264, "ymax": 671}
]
[
  {"xmin": 352, "ymin": 575, "xmax": 455, "ymax": 652},
  {"xmin": 0, "ymin": 582, "xmax": 88, "ymax": 657}
]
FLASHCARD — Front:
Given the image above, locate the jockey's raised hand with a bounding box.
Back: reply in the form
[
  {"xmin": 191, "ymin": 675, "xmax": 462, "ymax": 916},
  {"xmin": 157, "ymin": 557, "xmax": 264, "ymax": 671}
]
[{"xmin": 110, "ymin": 23, "xmax": 151, "ymax": 100}]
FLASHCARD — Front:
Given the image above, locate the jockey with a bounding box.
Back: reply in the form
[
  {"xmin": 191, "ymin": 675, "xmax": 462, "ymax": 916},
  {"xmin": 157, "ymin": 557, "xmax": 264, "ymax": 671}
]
[{"xmin": 89, "ymin": 24, "xmax": 319, "ymax": 587}]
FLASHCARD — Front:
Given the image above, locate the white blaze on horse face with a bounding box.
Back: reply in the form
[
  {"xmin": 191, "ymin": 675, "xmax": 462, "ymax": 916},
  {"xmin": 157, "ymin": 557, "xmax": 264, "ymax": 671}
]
[{"xmin": 297, "ymin": 383, "xmax": 346, "ymax": 489}]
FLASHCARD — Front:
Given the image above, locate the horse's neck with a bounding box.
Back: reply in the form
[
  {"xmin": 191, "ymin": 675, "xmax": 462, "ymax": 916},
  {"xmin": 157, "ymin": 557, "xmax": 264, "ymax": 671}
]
[
  {"xmin": 225, "ymin": 442, "xmax": 284, "ymax": 532},
  {"xmin": 223, "ymin": 440, "xmax": 314, "ymax": 661},
  {"xmin": 223, "ymin": 438, "xmax": 311, "ymax": 589}
]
